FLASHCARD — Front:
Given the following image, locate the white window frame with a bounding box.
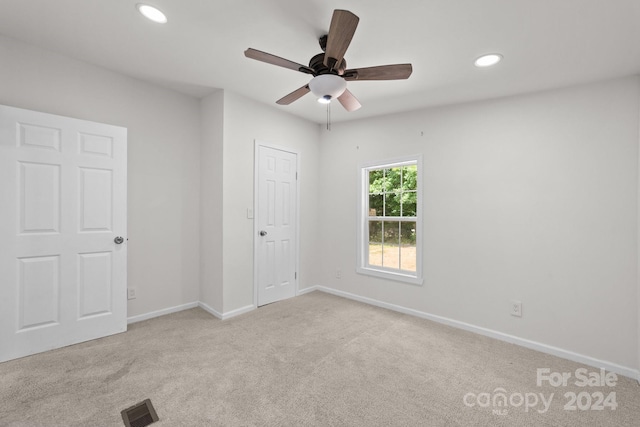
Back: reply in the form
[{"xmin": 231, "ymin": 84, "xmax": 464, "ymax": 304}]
[{"xmin": 356, "ymin": 154, "xmax": 423, "ymax": 285}]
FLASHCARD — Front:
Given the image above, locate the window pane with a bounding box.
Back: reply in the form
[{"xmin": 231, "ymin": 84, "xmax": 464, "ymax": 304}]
[
  {"xmin": 368, "ymin": 221, "xmax": 383, "ymax": 267},
  {"xmin": 369, "ymin": 169, "xmax": 384, "ymax": 193},
  {"xmin": 383, "ymin": 221, "xmax": 400, "ymax": 269},
  {"xmin": 384, "ymin": 167, "xmax": 402, "ymax": 192},
  {"xmin": 360, "ymin": 157, "xmax": 420, "ymax": 283},
  {"xmin": 401, "ymin": 191, "xmax": 417, "ymax": 217},
  {"xmin": 402, "ymin": 165, "xmax": 417, "ymax": 191},
  {"xmin": 400, "ymin": 222, "xmax": 417, "ymax": 272},
  {"xmin": 369, "ymin": 194, "xmax": 383, "ymax": 216},
  {"xmin": 384, "ymin": 193, "xmax": 401, "ymax": 216}
]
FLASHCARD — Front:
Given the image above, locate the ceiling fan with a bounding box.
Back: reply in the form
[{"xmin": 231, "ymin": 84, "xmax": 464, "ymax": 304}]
[{"xmin": 244, "ymin": 9, "xmax": 412, "ymax": 112}]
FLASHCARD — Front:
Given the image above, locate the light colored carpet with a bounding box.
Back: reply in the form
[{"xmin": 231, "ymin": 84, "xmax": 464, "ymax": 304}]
[{"xmin": 1, "ymin": 291, "xmax": 639, "ymax": 426}]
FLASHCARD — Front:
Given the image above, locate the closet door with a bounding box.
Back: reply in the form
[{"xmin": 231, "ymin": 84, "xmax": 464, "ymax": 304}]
[{"xmin": 0, "ymin": 104, "xmax": 127, "ymax": 362}]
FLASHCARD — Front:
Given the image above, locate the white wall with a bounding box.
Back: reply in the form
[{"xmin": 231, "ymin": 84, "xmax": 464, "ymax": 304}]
[
  {"xmin": 200, "ymin": 91, "xmax": 224, "ymax": 313},
  {"xmin": 0, "ymin": 34, "xmax": 323, "ymax": 321},
  {"xmin": 0, "ymin": 35, "xmax": 202, "ymax": 318},
  {"xmin": 220, "ymin": 91, "xmax": 321, "ymax": 313},
  {"xmin": 318, "ymin": 76, "xmax": 640, "ymax": 370}
]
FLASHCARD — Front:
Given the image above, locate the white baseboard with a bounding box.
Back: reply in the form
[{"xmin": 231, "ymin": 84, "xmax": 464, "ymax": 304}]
[
  {"xmin": 129, "ymin": 301, "xmax": 255, "ymax": 324},
  {"xmin": 127, "ymin": 301, "xmax": 199, "ymax": 324},
  {"xmin": 198, "ymin": 301, "xmax": 223, "ymax": 319},
  {"xmin": 313, "ymin": 286, "xmax": 639, "ymax": 380},
  {"xmin": 198, "ymin": 301, "xmax": 256, "ymax": 320},
  {"xmin": 198, "ymin": 301, "xmax": 255, "ymax": 320},
  {"xmin": 297, "ymin": 286, "xmax": 319, "ymax": 296},
  {"xmin": 221, "ymin": 304, "xmax": 255, "ymax": 320}
]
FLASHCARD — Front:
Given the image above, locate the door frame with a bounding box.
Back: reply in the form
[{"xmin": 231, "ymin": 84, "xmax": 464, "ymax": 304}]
[{"xmin": 253, "ymin": 140, "xmax": 301, "ymax": 307}]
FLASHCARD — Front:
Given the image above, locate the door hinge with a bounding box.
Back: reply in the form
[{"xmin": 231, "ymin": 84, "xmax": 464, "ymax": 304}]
[
  {"xmin": 296, "ymin": 172, "xmax": 298, "ymax": 180},
  {"xmin": 295, "ymin": 272, "xmax": 297, "ymax": 280}
]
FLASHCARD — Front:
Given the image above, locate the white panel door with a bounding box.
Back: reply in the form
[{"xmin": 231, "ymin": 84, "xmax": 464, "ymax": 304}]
[
  {"xmin": 0, "ymin": 104, "xmax": 127, "ymax": 363},
  {"xmin": 256, "ymin": 144, "xmax": 298, "ymax": 306}
]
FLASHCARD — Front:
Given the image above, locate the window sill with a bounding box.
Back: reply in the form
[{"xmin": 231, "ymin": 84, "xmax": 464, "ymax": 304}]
[{"xmin": 356, "ymin": 266, "xmax": 423, "ymax": 286}]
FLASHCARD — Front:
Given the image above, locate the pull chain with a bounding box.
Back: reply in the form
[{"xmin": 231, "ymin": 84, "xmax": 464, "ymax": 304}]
[{"xmin": 326, "ymin": 101, "xmax": 331, "ymax": 131}]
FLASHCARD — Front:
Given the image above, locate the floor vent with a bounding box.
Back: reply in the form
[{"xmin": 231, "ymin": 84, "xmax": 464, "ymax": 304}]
[{"xmin": 121, "ymin": 399, "xmax": 159, "ymax": 427}]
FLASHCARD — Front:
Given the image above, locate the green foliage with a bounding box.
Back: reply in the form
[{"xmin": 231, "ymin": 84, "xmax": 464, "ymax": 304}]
[{"xmin": 368, "ymin": 165, "xmax": 417, "ymax": 217}]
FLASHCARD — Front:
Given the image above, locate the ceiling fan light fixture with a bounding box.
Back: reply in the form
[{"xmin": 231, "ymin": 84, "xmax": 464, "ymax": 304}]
[
  {"xmin": 136, "ymin": 4, "xmax": 167, "ymax": 23},
  {"xmin": 309, "ymin": 74, "xmax": 347, "ymax": 103},
  {"xmin": 474, "ymin": 53, "xmax": 502, "ymax": 67}
]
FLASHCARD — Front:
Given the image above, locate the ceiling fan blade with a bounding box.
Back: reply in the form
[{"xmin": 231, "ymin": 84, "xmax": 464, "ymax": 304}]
[
  {"xmin": 245, "ymin": 48, "xmax": 314, "ymax": 75},
  {"xmin": 337, "ymin": 89, "xmax": 361, "ymax": 112},
  {"xmin": 344, "ymin": 64, "xmax": 413, "ymax": 81},
  {"xmin": 324, "ymin": 10, "xmax": 359, "ymax": 70},
  {"xmin": 276, "ymin": 85, "xmax": 311, "ymax": 105}
]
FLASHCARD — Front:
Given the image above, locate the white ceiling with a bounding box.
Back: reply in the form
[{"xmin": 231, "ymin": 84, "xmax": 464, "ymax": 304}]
[{"xmin": 1, "ymin": 0, "xmax": 639, "ymax": 124}]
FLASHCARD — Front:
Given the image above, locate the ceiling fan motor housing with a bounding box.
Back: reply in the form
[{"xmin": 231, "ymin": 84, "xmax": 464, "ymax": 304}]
[{"xmin": 309, "ymin": 53, "xmax": 346, "ymax": 76}]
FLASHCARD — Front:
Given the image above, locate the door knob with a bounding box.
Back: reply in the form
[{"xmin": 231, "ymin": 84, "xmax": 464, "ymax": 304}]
[
  {"xmin": 259, "ymin": 230, "xmax": 267, "ymax": 236},
  {"xmin": 114, "ymin": 236, "xmax": 124, "ymax": 244}
]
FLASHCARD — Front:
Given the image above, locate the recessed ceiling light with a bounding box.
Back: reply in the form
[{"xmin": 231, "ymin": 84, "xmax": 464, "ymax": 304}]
[
  {"xmin": 474, "ymin": 53, "xmax": 503, "ymax": 67},
  {"xmin": 137, "ymin": 4, "xmax": 167, "ymax": 23}
]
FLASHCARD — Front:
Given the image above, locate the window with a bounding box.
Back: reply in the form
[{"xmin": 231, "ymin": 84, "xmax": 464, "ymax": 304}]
[{"xmin": 357, "ymin": 155, "xmax": 423, "ymax": 285}]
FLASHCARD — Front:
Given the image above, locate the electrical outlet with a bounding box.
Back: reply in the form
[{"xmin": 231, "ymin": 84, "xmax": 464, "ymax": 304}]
[
  {"xmin": 336, "ymin": 269, "xmax": 342, "ymax": 279},
  {"xmin": 511, "ymin": 300, "xmax": 522, "ymax": 317},
  {"xmin": 128, "ymin": 288, "xmax": 137, "ymax": 300}
]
